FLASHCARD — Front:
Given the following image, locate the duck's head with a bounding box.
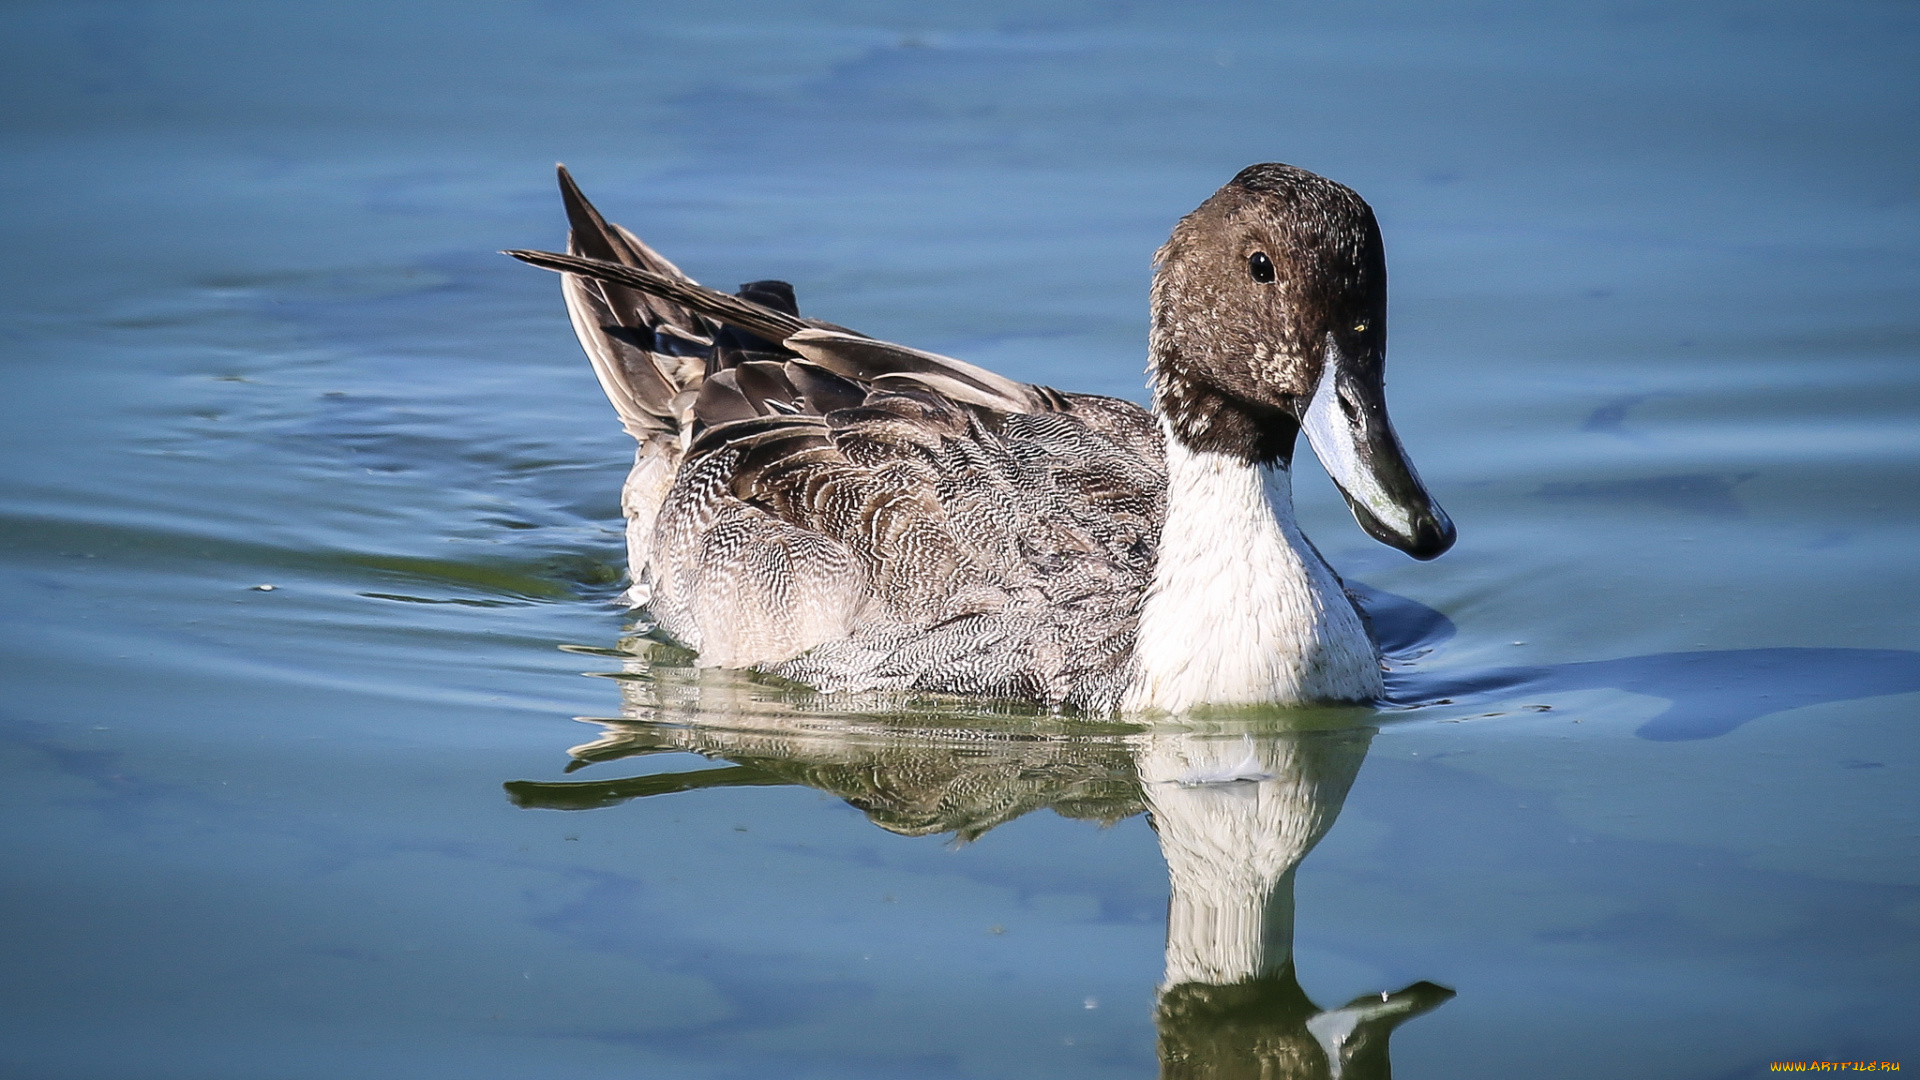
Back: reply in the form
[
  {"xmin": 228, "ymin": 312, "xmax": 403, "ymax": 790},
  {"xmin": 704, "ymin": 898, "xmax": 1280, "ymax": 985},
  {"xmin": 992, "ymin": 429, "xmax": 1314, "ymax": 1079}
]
[{"xmin": 1150, "ymin": 163, "xmax": 1456, "ymax": 560}]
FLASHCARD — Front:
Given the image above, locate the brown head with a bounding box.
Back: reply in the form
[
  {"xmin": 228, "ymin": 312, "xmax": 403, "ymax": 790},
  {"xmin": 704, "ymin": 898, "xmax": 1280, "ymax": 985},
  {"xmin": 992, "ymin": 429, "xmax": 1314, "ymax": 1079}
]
[{"xmin": 1150, "ymin": 163, "xmax": 1455, "ymax": 560}]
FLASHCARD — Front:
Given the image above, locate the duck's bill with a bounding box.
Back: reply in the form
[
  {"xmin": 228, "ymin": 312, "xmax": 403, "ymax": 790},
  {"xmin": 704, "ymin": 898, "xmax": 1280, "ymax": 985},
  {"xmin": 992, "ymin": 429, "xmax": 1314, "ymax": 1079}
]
[{"xmin": 1299, "ymin": 337, "xmax": 1456, "ymax": 560}]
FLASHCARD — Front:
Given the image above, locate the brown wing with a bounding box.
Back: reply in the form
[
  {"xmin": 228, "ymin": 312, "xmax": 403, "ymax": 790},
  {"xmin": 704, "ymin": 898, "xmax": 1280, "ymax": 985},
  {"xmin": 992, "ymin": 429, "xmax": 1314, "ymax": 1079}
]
[
  {"xmin": 552, "ymin": 165, "xmax": 716, "ymax": 441},
  {"xmin": 512, "ymin": 177, "xmax": 1166, "ymax": 708}
]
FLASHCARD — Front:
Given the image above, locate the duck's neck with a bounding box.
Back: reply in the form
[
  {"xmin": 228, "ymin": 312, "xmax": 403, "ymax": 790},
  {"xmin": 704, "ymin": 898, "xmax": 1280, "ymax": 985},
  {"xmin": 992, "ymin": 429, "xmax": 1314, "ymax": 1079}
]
[{"xmin": 1124, "ymin": 419, "xmax": 1381, "ymax": 712}]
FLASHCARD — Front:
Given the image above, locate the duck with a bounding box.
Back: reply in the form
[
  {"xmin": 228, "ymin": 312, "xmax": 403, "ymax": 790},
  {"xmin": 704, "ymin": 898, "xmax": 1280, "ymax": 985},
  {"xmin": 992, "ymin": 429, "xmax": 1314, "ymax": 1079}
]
[{"xmin": 506, "ymin": 162, "xmax": 1454, "ymax": 714}]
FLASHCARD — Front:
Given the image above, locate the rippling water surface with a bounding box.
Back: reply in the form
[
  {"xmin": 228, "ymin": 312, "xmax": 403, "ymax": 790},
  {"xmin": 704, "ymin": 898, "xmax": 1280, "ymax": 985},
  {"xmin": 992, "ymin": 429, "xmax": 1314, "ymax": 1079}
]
[{"xmin": 2, "ymin": 3, "xmax": 1917, "ymax": 1077}]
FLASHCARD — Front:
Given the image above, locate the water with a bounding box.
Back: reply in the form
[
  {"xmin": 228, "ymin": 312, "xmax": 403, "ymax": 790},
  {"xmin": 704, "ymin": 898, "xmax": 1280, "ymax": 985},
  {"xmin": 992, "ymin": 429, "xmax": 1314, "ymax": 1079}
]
[{"xmin": 2, "ymin": 2, "xmax": 1917, "ymax": 1077}]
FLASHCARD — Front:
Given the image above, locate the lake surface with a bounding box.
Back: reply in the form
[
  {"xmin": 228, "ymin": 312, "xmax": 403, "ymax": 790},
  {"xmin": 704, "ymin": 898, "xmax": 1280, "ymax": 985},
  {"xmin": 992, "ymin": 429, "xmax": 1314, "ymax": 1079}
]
[{"xmin": 2, "ymin": 3, "xmax": 1917, "ymax": 1077}]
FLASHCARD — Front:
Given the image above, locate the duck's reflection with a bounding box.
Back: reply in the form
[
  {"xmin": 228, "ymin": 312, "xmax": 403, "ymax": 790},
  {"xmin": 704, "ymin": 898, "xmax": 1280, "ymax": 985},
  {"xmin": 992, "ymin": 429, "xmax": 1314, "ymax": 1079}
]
[
  {"xmin": 508, "ymin": 646, "xmax": 1451, "ymax": 1077},
  {"xmin": 1140, "ymin": 729, "xmax": 1452, "ymax": 1078}
]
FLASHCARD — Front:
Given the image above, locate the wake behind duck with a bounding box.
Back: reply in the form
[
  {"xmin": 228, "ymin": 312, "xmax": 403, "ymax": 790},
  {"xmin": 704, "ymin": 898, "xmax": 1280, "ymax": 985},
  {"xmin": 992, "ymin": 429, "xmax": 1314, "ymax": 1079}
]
[{"xmin": 507, "ymin": 163, "xmax": 1454, "ymax": 713}]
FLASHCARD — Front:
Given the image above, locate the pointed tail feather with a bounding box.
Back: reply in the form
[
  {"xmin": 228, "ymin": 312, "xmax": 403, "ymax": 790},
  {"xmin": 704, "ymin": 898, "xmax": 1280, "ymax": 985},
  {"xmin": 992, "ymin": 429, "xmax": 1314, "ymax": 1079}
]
[
  {"xmin": 516, "ymin": 170, "xmax": 1072, "ymax": 439},
  {"xmin": 542, "ymin": 166, "xmax": 715, "ymax": 441},
  {"xmin": 509, "ymin": 247, "xmax": 811, "ymax": 347},
  {"xmin": 511, "ymin": 248, "xmax": 1066, "ymax": 418}
]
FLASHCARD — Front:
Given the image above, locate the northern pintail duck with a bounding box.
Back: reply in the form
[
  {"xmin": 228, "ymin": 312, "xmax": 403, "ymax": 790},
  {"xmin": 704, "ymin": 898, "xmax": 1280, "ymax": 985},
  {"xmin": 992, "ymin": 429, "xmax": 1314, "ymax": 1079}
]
[{"xmin": 507, "ymin": 163, "xmax": 1454, "ymax": 713}]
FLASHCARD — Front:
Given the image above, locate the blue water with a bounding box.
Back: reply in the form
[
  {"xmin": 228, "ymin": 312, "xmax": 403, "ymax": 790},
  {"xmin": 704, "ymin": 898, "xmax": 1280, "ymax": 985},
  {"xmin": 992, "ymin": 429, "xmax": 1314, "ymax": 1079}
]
[{"xmin": 2, "ymin": 3, "xmax": 1917, "ymax": 1077}]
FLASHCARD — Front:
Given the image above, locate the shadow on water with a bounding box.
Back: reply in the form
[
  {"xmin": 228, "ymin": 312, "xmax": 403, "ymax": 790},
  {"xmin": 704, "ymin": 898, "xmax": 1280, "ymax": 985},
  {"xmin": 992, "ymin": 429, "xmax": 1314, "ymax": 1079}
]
[
  {"xmin": 508, "ymin": 649, "xmax": 1452, "ymax": 1078},
  {"xmin": 1356, "ymin": 585, "xmax": 1920, "ymax": 742}
]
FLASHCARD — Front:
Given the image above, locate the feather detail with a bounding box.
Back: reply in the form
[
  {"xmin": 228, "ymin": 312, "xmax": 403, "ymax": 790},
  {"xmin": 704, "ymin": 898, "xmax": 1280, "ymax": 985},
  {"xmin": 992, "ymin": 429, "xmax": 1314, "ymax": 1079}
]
[
  {"xmin": 782, "ymin": 328, "xmax": 1065, "ymax": 415},
  {"xmin": 509, "ymin": 246, "xmax": 812, "ymax": 345}
]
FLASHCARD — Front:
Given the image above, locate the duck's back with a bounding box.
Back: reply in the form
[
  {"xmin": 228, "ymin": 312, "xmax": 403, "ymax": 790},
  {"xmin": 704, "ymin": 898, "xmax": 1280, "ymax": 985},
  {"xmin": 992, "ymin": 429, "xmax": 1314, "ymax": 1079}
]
[
  {"xmin": 661, "ymin": 382, "xmax": 1164, "ymax": 710},
  {"xmin": 534, "ymin": 168, "xmax": 1166, "ymax": 710}
]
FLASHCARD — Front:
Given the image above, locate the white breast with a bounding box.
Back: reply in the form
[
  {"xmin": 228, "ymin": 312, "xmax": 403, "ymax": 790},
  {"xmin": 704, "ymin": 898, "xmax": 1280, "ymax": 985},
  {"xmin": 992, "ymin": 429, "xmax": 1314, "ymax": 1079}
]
[{"xmin": 1123, "ymin": 424, "xmax": 1382, "ymax": 712}]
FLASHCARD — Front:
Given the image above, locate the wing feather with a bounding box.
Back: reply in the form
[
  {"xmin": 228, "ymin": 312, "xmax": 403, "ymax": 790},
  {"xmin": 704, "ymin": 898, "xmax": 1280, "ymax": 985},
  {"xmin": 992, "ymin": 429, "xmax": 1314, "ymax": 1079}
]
[
  {"xmin": 515, "ymin": 171, "xmax": 1169, "ymax": 708},
  {"xmin": 783, "ymin": 328, "xmax": 1066, "ymax": 414}
]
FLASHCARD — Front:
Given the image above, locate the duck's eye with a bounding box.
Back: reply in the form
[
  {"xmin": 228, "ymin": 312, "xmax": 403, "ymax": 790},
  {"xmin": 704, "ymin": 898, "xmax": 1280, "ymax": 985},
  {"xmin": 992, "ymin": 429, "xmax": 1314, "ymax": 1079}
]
[
  {"xmin": 1247, "ymin": 251, "xmax": 1275, "ymax": 284},
  {"xmin": 1352, "ymin": 320, "xmax": 1370, "ymax": 334}
]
